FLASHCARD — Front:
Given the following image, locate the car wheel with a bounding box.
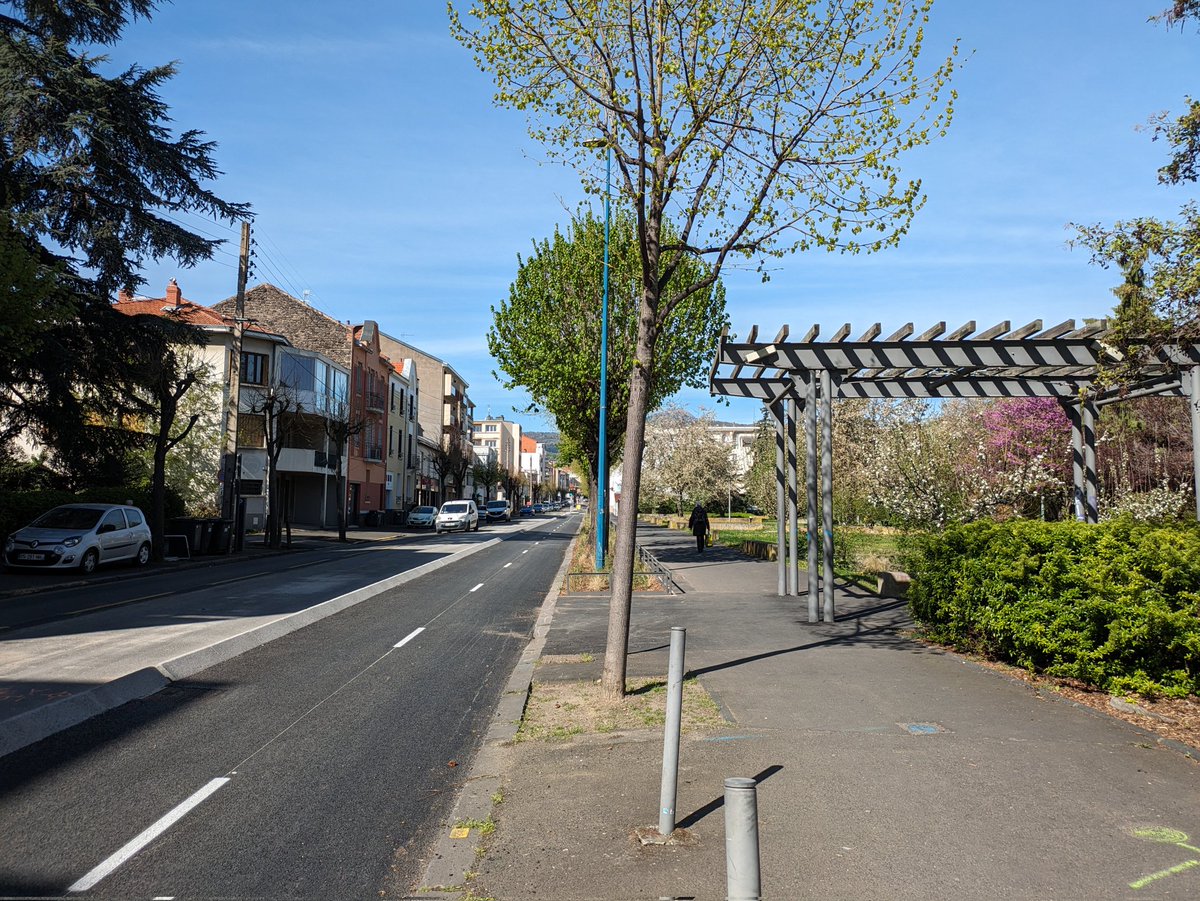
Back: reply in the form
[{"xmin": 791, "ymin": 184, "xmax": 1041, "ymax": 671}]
[
  {"xmin": 134, "ymin": 542, "xmax": 151, "ymax": 566},
  {"xmin": 79, "ymin": 549, "xmax": 99, "ymax": 575}
]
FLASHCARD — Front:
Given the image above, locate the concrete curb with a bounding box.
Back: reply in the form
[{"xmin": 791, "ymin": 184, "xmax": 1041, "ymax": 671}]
[
  {"xmin": 0, "ymin": 537, "xmax": 503, "ymax": 759},
  {"xmin": 412, "ymin": 524, "xmax": 578, "ymax": 898}
]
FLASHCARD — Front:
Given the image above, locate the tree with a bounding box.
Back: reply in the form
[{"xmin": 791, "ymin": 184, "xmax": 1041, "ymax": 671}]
[
  {"xmin": 473, "ymin": 458, "xmax": 504, "ymax": 501},
  {"xmin": 640, "ymin": 406, "xmax": 734, "ymax": 513},
  {"xmin": 246, "ymin": 384, "xmax": 304, "ymax": 549},
  {"xmin": 323, "ymin": 399, "xmax": 365, "ymax": 542},
  {"xmin": 430, "ymin": 440, "xmax": 471, "ymax": 502},
  {"xmin": 454, "ymin": 0, "xmax": 958, "ymax": 698},
  {"xmin": 489, "ymin": 206, "xmax": 727, "ymax": 554},
  {"xmin": 1072, "ymin": 4, "xmax": 1199, "ymax": 359},
  {"xmin": 0, "ymin": 1, "xmax": 249, "ymax": 465}
]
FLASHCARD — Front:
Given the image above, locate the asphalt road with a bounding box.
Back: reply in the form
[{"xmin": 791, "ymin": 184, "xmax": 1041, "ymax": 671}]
[{"xmin": 0, "ymin": 515, "xmax": 577, "ymax": 898}]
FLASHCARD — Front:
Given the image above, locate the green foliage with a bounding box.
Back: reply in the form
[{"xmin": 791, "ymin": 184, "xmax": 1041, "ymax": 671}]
[
  {"xmin": 489, "ymin": 205, "xmax": 727, "ymax": 490},
  {"xmin": 907, "ymin": 519, "xmax": 1200, "ymax": 697}
]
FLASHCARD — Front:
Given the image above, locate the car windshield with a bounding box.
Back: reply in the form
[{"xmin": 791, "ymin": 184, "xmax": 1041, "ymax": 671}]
[
  {"xmin": 31, "ymin": 507, "xmax": 103, "ymax": 530},
  {"xmin": 415, "ymin": 507, "xmax": 436, "ymax": 515},
  {"xmin": 487, "ymin": 502, "xmax": 507, "ymax": 510},
  {"xmin": 442, "ymin": 503, "xmax": 469, "ymax": 514}
]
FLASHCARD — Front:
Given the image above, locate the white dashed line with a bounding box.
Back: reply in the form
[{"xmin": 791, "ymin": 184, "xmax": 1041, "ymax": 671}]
[
  {"xmin": 504, "ymin": 562, "xmax": 512, "ymax": 568},
  {"xmin": 69, "ymin": 778, "xmax": 231, "ymax": 892},
  {"xmin": 394, "ymin": 627, "xmax": 425, "ymax": 649},
  {"xmin": 470, "ymin": 583, "xmax": 484, "ymax": 592}
]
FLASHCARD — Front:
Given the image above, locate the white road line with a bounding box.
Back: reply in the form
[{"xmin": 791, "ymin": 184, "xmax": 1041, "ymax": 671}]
[
  {"xmin": 470, "ymin": 583, "xmax": 484, "ymax": 592},
  {"xmin": 522, "ymin": 550, "xmax": 529, "ymax": 554},
  {"xmin": 68, "ymin": 778, "xmax": 230, "ymax": 893},
  {"xmin": 504, "ymin": 562, "xmax": 512, "ymax": 568},
  {"xmin": 394, "ymin": 627, "xmax": 425, "ymax": 649}
]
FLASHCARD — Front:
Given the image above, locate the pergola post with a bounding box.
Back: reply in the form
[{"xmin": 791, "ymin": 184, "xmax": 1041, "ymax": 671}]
[
  {"xmin": 787, "ymin": 396, "xmax": 800, "ymax": 597},
  {"xmin": 1083, "ymin": 399, "xmax": 1099, "ymax": 524},
  {"xmin": 1066, "ymin": 400, "xmax": 1085, "ymax": 523},
  {"xmin": 1192, "ymin": 367, "xmax": 1200, "ymax": 522},
  {"xmin": 820, "ymin": 369, "xmax": 835, "ymax": 622},
  {"xmin": 805, "ymin": 374, "xmax": 819, "ymax": 622},
  {"xmin": 772, "ymin": 401, "xmax": 786, "ymax": 597}
]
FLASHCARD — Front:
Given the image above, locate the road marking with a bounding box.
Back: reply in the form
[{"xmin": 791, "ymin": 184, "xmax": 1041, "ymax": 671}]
[
  {"xmin": 504, "ymin": 562, "xmax": 512, "ymax": 568},
  {"xmin": 69, "ymin": 777, "xmax": 231, "ymax": 892},
  {"xmin": 394, "ymin": 627, "xmax": 425, "ymax": 649},
  {"xmin": 470, "ymin": 583, "xmax": 484, "ymax": 592},
  {"xmin": 522, "ymin": 550, "xmax": 529, "ymax": 554},
  {"xmin": 124, "ymin": 592, "xmax": 169, "ymax": 604}
]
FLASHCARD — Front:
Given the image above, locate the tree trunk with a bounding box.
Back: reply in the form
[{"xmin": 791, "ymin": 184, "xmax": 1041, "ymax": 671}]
[
  {"xmin": 601, "ymin": 303, "xmax": 657, "ymax": 701},
  {"xmin": 150, "ymin": 443, "xmax": 168, "ymax": 561},
  {"xmin": 337, "ymin": 471, "xmax": 348, "ymax": 541}
]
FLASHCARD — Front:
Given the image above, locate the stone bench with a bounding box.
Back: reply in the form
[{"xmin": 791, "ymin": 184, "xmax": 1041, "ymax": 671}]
[{"xmin": 875, "ymin": 570, "xmax": 911, "ymax": 598}]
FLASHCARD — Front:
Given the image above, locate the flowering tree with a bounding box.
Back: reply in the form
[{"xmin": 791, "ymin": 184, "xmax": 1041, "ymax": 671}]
[{"xmin": 640, "ymin": 406, "xmax": 734, "ymax": 513}]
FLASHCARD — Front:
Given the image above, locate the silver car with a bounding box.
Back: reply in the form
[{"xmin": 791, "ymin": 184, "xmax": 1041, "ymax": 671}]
[
  {"xmin": 406, "ymin": 505, "xmax": 437, "ymax": 528},
  {"xmin": 3, "ymin": 503, "xmax": 153, "ymax": 574}
]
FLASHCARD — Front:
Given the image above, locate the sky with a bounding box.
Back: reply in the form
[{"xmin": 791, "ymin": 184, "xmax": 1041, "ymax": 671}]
[{"xmin": 113, "ymin": 1, "xmax": 1196, "ymax": 429}]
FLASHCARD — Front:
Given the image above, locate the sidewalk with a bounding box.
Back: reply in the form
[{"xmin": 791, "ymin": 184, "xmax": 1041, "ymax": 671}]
[{"xmin": 437, "ymin": 523, "xmax": 1200, "ymax": 900}]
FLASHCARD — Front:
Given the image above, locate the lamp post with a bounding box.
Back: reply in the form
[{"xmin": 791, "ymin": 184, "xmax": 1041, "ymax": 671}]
[{"xmin": 585, "ymin": 133, "xmax": 612, "ymax": 570}]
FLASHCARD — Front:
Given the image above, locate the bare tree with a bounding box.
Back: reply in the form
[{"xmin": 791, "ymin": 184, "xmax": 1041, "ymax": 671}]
[
  {"xmin": 323, "ymin": 399, "xmax": 366, "ymax": 542},
  {"xmin": 246, "ymin": 384, "xmax": 304, "ymax": 549}
]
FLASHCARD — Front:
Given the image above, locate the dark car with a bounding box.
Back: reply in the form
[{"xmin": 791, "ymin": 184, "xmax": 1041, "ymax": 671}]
[
  {"xmin": 519, "ymin": 505, "xmax": 534, "ymax": 516},
  {"xmin": 532, "ymin": 503, "xmax": 545, "ymax": 514}
]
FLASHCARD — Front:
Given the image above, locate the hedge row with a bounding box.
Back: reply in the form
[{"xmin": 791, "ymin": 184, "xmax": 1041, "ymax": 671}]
[
  {"xmin": 907, "ymin": 519, "xmax": 1200, "ymax": 698},
  {"xmin": 0, "ymin": 487, "xmax": 185, "ymax": 541}
]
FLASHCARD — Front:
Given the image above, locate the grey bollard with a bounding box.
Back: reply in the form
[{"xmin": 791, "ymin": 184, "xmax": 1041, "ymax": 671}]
[
  {"xmin": 657, "ymin": 626, "xmax": 686, "ymax": 836},
  {"xmin": 724, "ymin": 777, "xmax": 761, "ymax": 900}
]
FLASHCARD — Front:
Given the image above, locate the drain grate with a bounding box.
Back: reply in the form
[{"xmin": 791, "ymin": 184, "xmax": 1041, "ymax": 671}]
[{"xmin": 899, "ymin": 722, "xmax": 947, "ymax": 735}]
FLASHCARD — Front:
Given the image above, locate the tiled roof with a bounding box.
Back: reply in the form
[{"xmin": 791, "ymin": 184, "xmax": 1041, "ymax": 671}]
[
  {"xmin": 214, "ymin": 283, "xmax": 353, "ymax": 366},
  {"xmin": 112, "ymin": 294, "xmax": 277, "ymax": 336}
]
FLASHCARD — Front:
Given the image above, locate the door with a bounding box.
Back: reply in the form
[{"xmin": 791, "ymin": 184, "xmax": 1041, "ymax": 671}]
[{"xmin": 97, "ymin": 509, "xmax": 130, "ymax": 561}]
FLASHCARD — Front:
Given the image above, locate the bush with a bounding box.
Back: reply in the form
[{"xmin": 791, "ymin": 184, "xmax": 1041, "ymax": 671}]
[
  {"xmin": 906, "ymin": 519, "xmax": 1200, "ymax": 698},
  {"xmin": 0, "ymin": 486, "xmax": 185, "ymax": 540}
]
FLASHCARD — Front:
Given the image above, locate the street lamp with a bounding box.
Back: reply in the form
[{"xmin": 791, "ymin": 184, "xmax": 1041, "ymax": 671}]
[{"xmin": 584, "ymin": 132, "xmax": 611, "ymax": 570}]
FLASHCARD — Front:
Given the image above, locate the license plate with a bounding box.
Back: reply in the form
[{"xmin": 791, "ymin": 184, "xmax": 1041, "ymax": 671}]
[{"xmin": 17, "ymin": 552, "xmax": 45, "ymax": 561}]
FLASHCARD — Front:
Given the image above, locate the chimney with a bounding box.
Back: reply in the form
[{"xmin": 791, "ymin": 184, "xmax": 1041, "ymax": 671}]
[
  {"xmin": 117, "ymin": 288, "xmax": 132, "ymax": 304},
  {"xmin": 165, "ymin": 278, "xmax": 182, "ymax": 308}
]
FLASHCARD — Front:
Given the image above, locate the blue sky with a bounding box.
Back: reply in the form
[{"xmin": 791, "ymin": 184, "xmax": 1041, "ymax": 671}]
[{"xmin": 117, "ymin": 1, "xmax": 1194, "ymax": 429}]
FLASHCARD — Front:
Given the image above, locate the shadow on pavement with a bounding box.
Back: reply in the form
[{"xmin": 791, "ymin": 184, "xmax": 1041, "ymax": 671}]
[{"xmin": 676, "ymin": 763, "xmax": 784, "ymax": 830}]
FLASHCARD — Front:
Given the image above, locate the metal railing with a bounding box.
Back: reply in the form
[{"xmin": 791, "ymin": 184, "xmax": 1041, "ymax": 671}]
[{"xmin": 563, "ymin": 545, "xmax": 681, "ymax": 595}]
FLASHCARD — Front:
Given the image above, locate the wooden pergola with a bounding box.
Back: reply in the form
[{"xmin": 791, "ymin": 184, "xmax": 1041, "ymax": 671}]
[{"xmin": 708, "ymin": 319, "xmax": 1200, "ymax": 615}]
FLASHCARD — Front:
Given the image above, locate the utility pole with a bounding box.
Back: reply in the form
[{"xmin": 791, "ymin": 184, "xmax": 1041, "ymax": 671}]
[{"xmin": 221, "ymin": 221, "xmax": 252, "ymax": 520}]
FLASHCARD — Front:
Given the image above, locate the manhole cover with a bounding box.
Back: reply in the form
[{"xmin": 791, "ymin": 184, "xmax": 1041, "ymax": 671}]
[{"xmin": 899, "ymin": 722, "xmax": 947, "ymax": 735}]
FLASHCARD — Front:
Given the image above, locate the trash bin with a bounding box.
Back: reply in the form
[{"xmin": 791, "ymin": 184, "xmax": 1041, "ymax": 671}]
[
  {"xmin": 208, "ymin": 519, "xmax": 233, "ymax": 554},
  {"xmin": 388, "ymin": 509, "xmax": 405, "ymax": 526},
  {"xmin": 194, "ymin": 519, "xmax": 214, "ymax": 555},
  {"xmin": 363, "ymin": 509, "xmax": 381, "ymax": 528},
  {"xmin": 169, "ymin": 518, "xmax": 204, "ymax": 557}
]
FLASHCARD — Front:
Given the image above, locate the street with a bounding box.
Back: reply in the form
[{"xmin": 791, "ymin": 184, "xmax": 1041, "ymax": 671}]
[{"xmin": 0, "ymin": 514, "xmax": 576, "ymax": 898}]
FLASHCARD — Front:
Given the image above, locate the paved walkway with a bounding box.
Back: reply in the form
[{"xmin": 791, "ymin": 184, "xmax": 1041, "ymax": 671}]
[{"xmin": 444, "ymin": 523, "xmax": 1200, "ymax": 900}]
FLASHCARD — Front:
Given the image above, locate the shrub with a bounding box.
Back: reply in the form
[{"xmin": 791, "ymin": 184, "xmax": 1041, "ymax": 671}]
[
  {"xmin": 0, "ymin": 486, "xmax": 185, "ymax": 541},
  {"xmin": 906, "ymin": 519, "xmax": 1200, "ymax": 697}
]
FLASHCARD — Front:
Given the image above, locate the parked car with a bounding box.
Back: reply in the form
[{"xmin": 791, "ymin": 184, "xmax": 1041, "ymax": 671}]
[
  {"xmin": 406, "ymin": 505, "xmax": 437, "ymax": 528},
  {"xmin": 532, "ymin": 503, "xmax": 545, "ymax": 514},
  {"xmin": 436, "ymin": 500, "xmax": 479, "ymax": 533},
  {"xmin": 519, "ymin": 504, "xmax": 534, "ymax": 516},
  {"xmin": 3, "ymin": 503, "xmax": 152, "ymax": 574},
  {"xmin": 485, "ymin": 500, "xmax": 511, "ymax": 522}
]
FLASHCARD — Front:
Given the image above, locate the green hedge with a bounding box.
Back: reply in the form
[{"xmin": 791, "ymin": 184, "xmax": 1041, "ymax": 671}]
[
  {"xmin": 907, "ymin": 519, "xmax": 1200, "ymax": 698},
  {"xmin": 0, "ymin": 486, "xmax": 185, "ymax": 541}
]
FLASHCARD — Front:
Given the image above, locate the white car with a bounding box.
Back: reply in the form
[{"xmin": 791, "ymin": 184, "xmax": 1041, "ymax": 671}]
[
  {"xmin": 3, "ymin": 503, "xmax": 153, "ymax": 574},
  {"xmin": 436, "ymin": 500, "xmax": 479, "ymax": 533},
  {"xmin": 406, "ymin": 506, "xmax": 437, "ymax": 528}
]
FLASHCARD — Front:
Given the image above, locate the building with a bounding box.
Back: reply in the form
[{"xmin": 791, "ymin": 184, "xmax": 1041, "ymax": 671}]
[
  {"xmin": 213, "ymin": 284, "xmax": 395, "ymax": 526},
  {"xmin": 378, "ymin": 331, "xmax": 475, "ymax": 506},
  {"xmin": 708, "ymin": 420, "xmax": 760, "ymax": 479},
  {"xmin": 114, "ymin": 280, "xmax": 350, "ymax": 528},
  {"xmin": 472, "ymin": 416, "xmax": 522, "ymax": 477},
  {"xmin": 519, "ymin": 435, "xmax": 550, "ymax": 502},
  {"xmin": 386, "ymin": 359, "xmax": 419, "ymax": 510}
]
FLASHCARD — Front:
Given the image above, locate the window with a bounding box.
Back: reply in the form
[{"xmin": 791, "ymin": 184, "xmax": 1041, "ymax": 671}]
[
  {"xmin": 485, "ymin": 424, "xmax": 497, "ymax": 432},
  {"xmin": 389, "ymin": 426, "xmax": 395, "ymax": 456},
  {"xmin": 279, "ymin": 352, "xmax": 315, "ymax": 392},
  {"xmin": 100, "ymin": 509, "xmax": 127, "ymax": 532},
  {"xmin": 390, "ymin": 384, "xmax": 396, "ymax": 412},
  {"xmin": 125, "ymin": 508, "xmax": 144, "ymax": 527},
  {"xmin": 241, "ymin": 352, "xmax": 268, "ymax": 386},
  {"xmin": 238, "ymin": 415, "xmax": 266, "ymax": 448}
]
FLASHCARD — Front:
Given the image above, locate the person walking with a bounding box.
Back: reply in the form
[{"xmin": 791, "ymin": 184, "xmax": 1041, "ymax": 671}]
[{"xmin": 688, "ymin": 503, "xmax": 710, "ymax": 554}]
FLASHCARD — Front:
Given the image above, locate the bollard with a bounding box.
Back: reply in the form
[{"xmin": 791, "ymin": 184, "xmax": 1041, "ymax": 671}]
[
  {"xmin": 657, "ymin": 626, "xmax": 686, "ymax": 836},
  {"xmin": 724, "ymin": 777, "xmax": 761, "ymax": 900}
]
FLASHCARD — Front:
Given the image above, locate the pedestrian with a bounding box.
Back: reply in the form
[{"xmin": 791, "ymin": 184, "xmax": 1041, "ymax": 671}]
[{"xmin": 688, "ymin": 503, "xmax": 710, "ymax": 554}]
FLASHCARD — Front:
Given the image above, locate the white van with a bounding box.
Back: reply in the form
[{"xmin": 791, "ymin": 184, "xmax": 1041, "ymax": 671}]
[{"xmin": 435, "ymin": 499, "xmax": 479, "ymax": 533}]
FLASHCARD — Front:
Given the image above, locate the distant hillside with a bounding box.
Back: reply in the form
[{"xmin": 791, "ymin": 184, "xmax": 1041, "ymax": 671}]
[{"xmin": 525, "ymin": 431, "xmax": 561, "ymax": 458}]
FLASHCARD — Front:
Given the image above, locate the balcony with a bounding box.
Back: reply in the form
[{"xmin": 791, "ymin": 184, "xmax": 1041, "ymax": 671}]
[
  {"xmin": 364, "ymin": 444, "xmax": 384, "ymax": 462},
  {"xmin": 365, "ymin": 390, "xmax": 386, "ymax": 413}
]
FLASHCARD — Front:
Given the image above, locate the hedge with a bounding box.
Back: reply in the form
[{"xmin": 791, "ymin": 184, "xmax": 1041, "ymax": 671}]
[
  {"xmin": 906, "ymin": 519, "xmax": 1200, "ymax": 698},
  {"xmin": 0, "ymin": 487, "xmax": 185, "ymax": 541}
]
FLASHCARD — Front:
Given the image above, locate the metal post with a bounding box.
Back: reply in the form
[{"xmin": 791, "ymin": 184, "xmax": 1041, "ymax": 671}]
[
  {"xmin": 821, "ymin": 369, "xmax": 835, "ymax": 622},
  {"xmin": 724, "ymin": 777, "xmax": 761, "ymax": 901},
  {"xmin": 657, "ymin": 627, "xmax": 686, "ymax": 837},
  {"xmin": 805, "ymin": 375, "xmax": 819, "ymax": 622},
  {"xmin": 773, "ymin": 403, "xmax": 786, "ymax": 597},
  {"xmin": 786, "ymin": 397, "xmax": 799, "ymax": 597},
  {"xmin": 1068, "ymin": 400, "xmax": 1085, "ymax": 522},
  {"xmin": 1192, "ymin": 368, "xmax": 1200, "ymax": 521},
  {"xmin": 1083, "ymin": 399, "xmax": 1098, "ymax": 524},
  {"xmin": 595, "ymin": 143, "xmax": 611, "ymax": 569}
]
